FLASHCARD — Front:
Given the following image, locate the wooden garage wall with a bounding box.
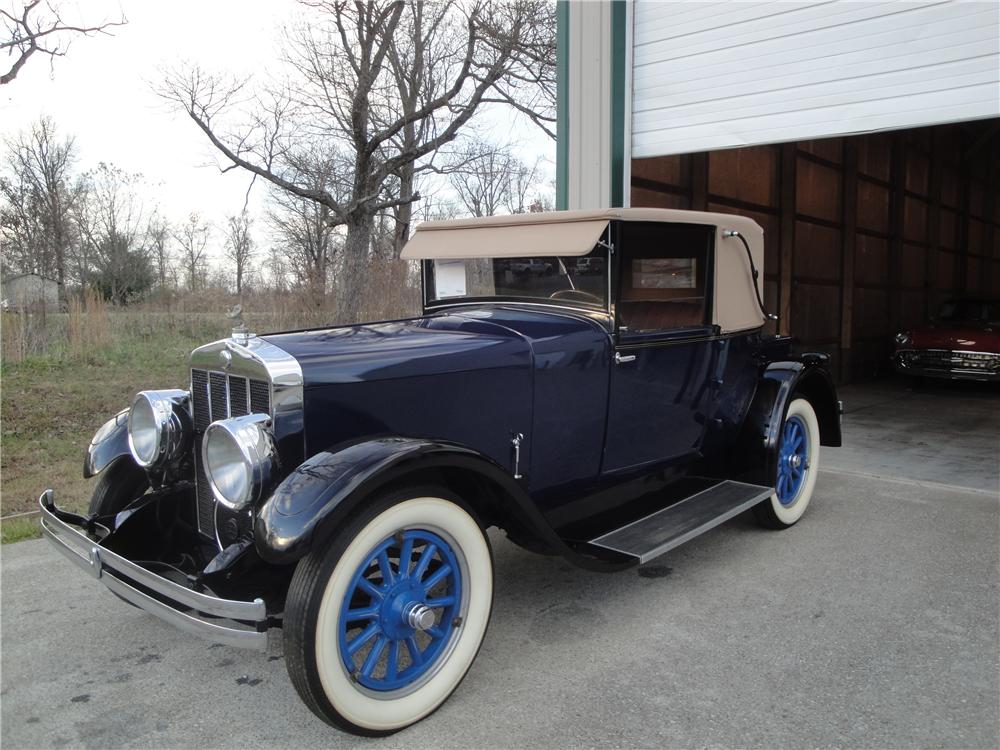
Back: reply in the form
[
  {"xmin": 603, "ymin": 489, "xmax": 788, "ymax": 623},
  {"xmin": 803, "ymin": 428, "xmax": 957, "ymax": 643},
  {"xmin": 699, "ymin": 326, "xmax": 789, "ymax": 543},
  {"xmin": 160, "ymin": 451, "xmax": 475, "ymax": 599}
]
[{"xmin": 630, "ymin": 119, "xmax": 1000, "ymax": 382}]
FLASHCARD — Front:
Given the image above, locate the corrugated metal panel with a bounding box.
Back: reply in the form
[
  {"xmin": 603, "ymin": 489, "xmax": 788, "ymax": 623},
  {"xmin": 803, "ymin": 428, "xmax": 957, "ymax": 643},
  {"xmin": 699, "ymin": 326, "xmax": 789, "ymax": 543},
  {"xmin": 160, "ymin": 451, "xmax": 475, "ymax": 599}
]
[{"xmin": 632, "ymin": 1, "xmax": 1000, "ymax": 158}]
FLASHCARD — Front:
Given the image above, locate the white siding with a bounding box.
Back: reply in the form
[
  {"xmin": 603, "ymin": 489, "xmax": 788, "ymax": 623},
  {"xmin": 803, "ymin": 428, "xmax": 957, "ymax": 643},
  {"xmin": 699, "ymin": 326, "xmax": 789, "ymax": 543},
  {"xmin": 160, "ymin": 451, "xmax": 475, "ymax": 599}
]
[
  {"xmin": 567, "ymin": 0, "xmax": 613, "ymax": 209},
  {"xmin": 631, "ymin": 0, "xmax": 1000, "ymax": 158}
]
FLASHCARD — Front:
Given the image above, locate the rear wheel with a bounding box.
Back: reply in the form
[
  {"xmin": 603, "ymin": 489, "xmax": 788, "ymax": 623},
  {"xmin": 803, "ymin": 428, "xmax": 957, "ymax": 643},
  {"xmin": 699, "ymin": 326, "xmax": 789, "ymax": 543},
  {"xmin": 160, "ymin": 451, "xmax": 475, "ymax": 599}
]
[
  {"xmin": 753, "ymin": 397, "xmax": 820, "ymax": 529},
  {"xmin": 284, "ymin": 487, "xmax": 494, "ymax": 736}
]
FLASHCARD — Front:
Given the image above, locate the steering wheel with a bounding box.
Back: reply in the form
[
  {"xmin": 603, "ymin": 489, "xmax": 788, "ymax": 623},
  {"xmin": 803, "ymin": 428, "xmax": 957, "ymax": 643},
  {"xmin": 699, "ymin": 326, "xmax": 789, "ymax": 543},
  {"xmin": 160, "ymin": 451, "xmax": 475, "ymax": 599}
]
[{"xmin": 549, "ymin": 289, "xmax": 603, "ymax": 304}]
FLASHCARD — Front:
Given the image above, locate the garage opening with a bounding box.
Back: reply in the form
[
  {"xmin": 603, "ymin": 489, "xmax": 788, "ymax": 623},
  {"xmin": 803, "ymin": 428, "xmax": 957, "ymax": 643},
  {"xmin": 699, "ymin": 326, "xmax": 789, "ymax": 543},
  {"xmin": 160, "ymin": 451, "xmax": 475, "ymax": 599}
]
[{"xmin": 630, "ymin": 120, "xmax": 1000, "ymax": 383}]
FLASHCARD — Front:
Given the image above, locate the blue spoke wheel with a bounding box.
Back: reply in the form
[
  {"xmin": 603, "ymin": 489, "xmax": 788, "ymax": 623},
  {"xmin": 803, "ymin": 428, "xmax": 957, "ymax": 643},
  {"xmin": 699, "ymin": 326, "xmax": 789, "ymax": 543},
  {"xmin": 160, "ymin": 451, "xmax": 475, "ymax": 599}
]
[
  {"xmin": 338, "ymin": 529, "xmax": 464, "ymax": 691},
  {"xmin": 754, "ymin": 397, "xmax": 821, "ymax": 529},
  {"xmin": 284, "ymin": 488, "xmax": 493, "ymax": 736},
  {"xmin": 776, "ymin": 415, "xmax": 809, "ymax": 506}
]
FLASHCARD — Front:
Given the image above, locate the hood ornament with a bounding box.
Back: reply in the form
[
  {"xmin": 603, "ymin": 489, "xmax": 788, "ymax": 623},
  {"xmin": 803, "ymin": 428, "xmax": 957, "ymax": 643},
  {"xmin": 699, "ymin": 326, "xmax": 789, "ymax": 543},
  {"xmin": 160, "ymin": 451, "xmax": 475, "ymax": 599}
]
[{"xmin": 228, "ymin": 304, "xmax": 252, "ymax": 346}]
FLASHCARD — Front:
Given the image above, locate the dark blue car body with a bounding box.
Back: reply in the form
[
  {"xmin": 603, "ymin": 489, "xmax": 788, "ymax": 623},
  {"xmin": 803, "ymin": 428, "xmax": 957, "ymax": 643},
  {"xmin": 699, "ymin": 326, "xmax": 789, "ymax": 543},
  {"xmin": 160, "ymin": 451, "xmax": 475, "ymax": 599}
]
[{"xmin": 38, "ymin": 210, "xmax": 844, "ymax": 735}]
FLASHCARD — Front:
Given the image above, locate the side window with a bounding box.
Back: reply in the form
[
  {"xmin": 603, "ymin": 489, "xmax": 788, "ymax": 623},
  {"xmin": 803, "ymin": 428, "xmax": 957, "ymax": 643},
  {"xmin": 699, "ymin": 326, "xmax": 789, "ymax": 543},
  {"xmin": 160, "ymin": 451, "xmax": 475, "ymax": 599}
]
[{"xmin": 617, "ymin": 223, "xmax": 713, "ymax": 334}]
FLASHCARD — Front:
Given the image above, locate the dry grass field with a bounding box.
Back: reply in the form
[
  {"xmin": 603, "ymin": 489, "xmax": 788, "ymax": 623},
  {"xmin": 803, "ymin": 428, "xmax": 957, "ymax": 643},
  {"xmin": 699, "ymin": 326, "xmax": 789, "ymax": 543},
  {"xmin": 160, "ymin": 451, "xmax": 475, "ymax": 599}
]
[
  {"xmin": 1, "ymin": 302, "xmax": 221, "ymax": 541},
  {"xmin": 0, "ymin": 280, "xmax": 420, "ymax": 543}
]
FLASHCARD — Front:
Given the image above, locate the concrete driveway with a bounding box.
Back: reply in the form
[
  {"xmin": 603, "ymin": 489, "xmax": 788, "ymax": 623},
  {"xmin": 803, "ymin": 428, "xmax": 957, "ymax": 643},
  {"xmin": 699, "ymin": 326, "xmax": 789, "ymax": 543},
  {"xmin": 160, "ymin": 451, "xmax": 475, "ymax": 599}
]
[{"xmin": 2, "ymin": 379, "xmax": 998, "ymax": 749}]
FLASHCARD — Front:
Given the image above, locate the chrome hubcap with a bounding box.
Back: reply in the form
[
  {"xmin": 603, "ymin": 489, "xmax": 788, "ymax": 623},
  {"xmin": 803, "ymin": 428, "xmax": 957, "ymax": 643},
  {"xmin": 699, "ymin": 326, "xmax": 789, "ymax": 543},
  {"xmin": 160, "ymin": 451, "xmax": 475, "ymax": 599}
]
[{"xmin": 404, "ymin": 602, "xmax": 435, "ymax": 631}]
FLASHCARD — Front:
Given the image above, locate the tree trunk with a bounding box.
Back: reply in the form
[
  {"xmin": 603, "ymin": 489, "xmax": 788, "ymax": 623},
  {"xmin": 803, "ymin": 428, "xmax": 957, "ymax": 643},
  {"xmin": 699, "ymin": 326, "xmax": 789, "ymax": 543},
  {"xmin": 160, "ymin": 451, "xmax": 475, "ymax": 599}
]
[
  {"xmin": 340, "ymin": 215, "xmax": 373, "ymax": 323},
  {"xmin": 308, "ymin": 252, "xmax": 326, "ymax": 309},
  {"xmin": 394, "ymin": 164, "xmax": 415, "ymax": 258},
  {"xmin": 54, "ymin": 227, "xmax": 67, "ymax": 301}
]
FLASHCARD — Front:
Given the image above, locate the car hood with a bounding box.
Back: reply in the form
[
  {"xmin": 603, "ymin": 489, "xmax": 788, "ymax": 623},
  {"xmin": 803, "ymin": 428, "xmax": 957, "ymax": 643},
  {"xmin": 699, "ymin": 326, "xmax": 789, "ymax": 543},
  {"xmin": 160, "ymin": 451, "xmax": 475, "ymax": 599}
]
[
  {"xmin": 259, "ymin": 306, "xmax": 609, "ymax": 386},
  {"xmin": 260, "ymin": 314, "xmax": 525, "ymax": 386},
  {"xmin": 908, "ymin": 323, "xmax": 1000, "ymax": 352}
]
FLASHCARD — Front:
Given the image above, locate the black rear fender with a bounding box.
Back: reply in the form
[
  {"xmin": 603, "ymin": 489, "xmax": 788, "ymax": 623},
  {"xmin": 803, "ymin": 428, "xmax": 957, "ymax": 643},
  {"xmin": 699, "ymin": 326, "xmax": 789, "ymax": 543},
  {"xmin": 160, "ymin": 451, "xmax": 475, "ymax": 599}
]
[
  {"xmin": 732, "ymin": 358, "xmax": 842, "ymax": 485},
  {"xmin": 791, "ymin": 363, "xmax": 842, "ymax": 448}
]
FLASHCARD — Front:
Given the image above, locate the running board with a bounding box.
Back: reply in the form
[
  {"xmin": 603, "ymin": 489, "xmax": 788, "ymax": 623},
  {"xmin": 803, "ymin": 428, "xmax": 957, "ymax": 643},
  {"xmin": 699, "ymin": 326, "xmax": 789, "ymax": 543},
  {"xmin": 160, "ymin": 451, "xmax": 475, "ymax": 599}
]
[{"xmin": 588, "ymin": 480, "xmax": 773, "ymax": 564}]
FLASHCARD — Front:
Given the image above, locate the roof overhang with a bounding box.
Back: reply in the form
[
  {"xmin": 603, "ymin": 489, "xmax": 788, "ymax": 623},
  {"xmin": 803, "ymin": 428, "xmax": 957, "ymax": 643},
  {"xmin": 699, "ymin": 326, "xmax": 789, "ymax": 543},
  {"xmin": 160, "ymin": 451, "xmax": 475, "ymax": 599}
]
[
  {"xmin": 401, "ymin": 212, "xmax": 607, "ymax": 260},
  {"xmin": 400, "ymin": 208, "xmax": 761, "ymax": 260}
]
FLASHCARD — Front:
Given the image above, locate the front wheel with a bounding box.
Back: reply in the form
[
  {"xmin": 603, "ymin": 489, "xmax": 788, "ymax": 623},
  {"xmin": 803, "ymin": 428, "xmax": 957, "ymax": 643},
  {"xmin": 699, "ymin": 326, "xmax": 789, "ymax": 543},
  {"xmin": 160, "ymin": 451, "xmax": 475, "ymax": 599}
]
[
  {"xmin": 284, "ymin": 487, "xmax": 494, "ymax": 736},
  {"xmin": 753, "ymin": 397, "xmax": 821, "ymax": 529}
]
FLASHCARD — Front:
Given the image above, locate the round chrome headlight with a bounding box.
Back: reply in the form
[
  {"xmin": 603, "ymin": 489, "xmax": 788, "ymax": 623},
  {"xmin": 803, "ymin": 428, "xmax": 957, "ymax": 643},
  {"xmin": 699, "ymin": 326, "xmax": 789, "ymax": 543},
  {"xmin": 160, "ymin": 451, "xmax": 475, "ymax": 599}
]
[
  {"xmin": 894, "ymin": 332, "xmax": 911, "ymax": 346},
  {"xmin": 127, "ymin": 390, "xmax": 190, "ymax": 468},
  {"xmin": 202, "ymin": 414, "xmax": 277, "ymax": 510}
]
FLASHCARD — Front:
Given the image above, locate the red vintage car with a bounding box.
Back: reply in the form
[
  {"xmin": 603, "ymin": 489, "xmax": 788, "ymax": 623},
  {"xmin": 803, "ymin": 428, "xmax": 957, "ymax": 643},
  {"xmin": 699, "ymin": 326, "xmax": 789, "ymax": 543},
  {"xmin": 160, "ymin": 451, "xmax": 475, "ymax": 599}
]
[{"xmin": 893, "ymin": 298, "xmax": 1000, "ymax": 382}]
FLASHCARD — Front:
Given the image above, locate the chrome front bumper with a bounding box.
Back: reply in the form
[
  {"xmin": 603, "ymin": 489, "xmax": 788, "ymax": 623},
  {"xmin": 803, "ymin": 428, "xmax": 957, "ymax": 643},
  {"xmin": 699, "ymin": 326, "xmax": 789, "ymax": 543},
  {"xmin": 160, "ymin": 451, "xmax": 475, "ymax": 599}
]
[
  {"xmin": 892, "ymin": 361, "xmax": 1000, "ymax": 382},
  {"xmin": 38, "ymin": 490, "xmax": 268, "ymax": 650}
]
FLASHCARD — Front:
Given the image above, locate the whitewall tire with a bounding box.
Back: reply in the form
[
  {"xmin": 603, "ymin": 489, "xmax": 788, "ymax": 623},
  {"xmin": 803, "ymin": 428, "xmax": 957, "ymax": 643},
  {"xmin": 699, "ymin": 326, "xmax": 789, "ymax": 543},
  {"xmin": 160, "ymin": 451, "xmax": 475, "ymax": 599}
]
[
  {"xmin": 284, "ymin": 487, "xmax": 493, "ymax": 736},
  {"xmin": 753, "ymin": 397, "xmax": 821, "ymax": 529}
]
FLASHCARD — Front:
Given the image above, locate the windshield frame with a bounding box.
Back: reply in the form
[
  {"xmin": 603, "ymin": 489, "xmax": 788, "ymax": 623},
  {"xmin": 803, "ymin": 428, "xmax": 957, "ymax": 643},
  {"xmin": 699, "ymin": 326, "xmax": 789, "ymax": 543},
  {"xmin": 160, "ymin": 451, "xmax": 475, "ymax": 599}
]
[{"xmin": 420, "ymin": 247, "xmax": 613, "ymax": 317}]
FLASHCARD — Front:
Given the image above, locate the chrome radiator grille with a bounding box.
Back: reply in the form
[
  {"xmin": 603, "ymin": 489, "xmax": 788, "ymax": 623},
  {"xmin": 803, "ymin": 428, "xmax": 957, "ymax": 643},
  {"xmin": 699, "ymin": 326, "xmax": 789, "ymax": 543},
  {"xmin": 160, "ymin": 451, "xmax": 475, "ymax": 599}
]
[
  {"xmin": 191, "ymin": 368, "xmax": 271, "ymax": 540},
  {"xmin": 906, "ymin": 350, "xmax": 950, "ymax": 367},
  {"xmin": 901, "ymin": 349, "xmax": 1000, "ymax": 372}
]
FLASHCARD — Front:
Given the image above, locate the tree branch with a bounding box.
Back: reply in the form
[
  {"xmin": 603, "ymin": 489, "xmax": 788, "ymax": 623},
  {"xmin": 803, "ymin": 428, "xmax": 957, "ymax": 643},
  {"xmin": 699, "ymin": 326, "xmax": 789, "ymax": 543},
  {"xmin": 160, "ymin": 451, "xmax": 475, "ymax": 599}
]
[{"xmin": 2, "ymin": 1, "xmax": 126, "ymax": 85}]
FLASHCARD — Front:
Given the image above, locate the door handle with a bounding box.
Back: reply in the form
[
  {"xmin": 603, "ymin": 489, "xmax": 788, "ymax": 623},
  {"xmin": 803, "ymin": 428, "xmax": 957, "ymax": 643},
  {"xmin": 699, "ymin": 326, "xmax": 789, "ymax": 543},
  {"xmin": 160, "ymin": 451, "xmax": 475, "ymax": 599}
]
[{"xmin": 614, "ymin": 352, "xmax": 636, "ymax": 364}]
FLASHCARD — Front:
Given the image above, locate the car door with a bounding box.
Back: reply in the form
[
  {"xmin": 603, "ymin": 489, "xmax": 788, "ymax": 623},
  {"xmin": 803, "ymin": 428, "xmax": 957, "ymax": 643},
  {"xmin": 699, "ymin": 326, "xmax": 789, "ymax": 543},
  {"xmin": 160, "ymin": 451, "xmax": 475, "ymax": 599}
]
[{"xmin": 602, "ymin": 222, "xmax": 719, "ymax": 473}]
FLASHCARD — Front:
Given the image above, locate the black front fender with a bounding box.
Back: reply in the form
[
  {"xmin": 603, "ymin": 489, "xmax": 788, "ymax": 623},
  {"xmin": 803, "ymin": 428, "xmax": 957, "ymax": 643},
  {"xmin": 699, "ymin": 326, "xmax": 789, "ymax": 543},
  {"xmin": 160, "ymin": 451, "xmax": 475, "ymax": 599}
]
[
  {"xmin": 255, "ymin": 437, "xmax": 522, "ymax": 565},
  {"xmin": 83, "ymin": 409, "xmax": 133, "ymax": 478},
  {"xmin": 254, "ymin": 436, "xmax": 626, "ymax": 571}
]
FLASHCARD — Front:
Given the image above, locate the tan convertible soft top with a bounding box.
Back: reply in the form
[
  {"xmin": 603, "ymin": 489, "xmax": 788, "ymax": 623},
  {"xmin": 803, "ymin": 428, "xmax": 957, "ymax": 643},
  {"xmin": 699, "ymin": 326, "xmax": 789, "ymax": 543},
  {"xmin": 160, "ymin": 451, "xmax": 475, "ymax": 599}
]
[{"xmin": 401, "ymin": 208, "xmax": 766, "ymax": 333}]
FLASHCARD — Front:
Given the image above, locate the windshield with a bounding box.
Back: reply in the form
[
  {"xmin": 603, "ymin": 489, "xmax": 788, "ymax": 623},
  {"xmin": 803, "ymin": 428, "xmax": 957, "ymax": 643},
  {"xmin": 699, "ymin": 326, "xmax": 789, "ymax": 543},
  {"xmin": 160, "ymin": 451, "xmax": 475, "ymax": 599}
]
[
  {"xmin": 938, "ymin": 300, "xmax": 1000, "ymax": 323},
  {"xmin": 424, "ymin": 249, "xmax": 608, "ymax": 310}
]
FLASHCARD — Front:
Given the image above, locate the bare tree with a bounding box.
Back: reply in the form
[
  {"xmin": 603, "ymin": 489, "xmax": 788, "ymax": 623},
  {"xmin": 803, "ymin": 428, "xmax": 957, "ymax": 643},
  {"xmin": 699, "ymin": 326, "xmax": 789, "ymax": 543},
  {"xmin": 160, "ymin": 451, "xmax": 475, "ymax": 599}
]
[
  {"xmin": 444, "ymin": 138, "xmax": 544, "ymax": 217},
  {"xmin": 264, "ymin": 245, "xmax": 290, "ymax": 293},
  {"xmin": 1, "ymin": 1, "xmax": 126, "ymax": 85},
  {"xmin": 504, "ymin": 155, "xmax": 543, "ymax": 215},
  {"xmin": 174, "ymin": 213, "xmax": 211, "ymax": 293},
  {"xmin": 268, "ymin": 183, "xmax": 339, "ymax": 307},
  {"xmin": 224, "ymin": 210, "xmax": 254, "ymax": 296},
  {"xmin": 447, "ymin": 141, "xmax": 512, "ymax": 218},
  {"xmin": 76, "ymin": 163, "xmax": 154, "ymax": 304},
  {"xmin": 146, "ymin": 213, "xmax": 173, "ymax": 290},
  {"xmin": 0, "ymin": 116, "xmax": 84, "ymax": 293},
  {"xmin": 161, "ymin": 0, "xmax": 553, "ymax": 322},
  {"xmin": 529, "ymin": 189, "xmax": 554, "ymax": 213},
  {"xmin": 412, "ymin": 181, "xmax": 462, "ymax": 223}
]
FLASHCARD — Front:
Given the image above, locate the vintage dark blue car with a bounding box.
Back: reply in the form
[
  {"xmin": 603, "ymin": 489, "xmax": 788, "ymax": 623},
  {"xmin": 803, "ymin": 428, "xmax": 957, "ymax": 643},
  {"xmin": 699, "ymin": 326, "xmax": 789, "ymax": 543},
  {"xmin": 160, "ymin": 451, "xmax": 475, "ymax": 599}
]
[{"xmin": 40, "ymin": 208, "xmax": 841, "ymax": 735}]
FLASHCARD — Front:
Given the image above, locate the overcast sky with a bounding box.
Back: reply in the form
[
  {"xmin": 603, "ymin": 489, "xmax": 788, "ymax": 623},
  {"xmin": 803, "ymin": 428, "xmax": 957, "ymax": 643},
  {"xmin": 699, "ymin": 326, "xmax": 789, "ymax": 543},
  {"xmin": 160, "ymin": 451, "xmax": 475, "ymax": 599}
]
[{"xmin": 2, "ymin": 0, "xmax": 553, "ymax": 263}]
